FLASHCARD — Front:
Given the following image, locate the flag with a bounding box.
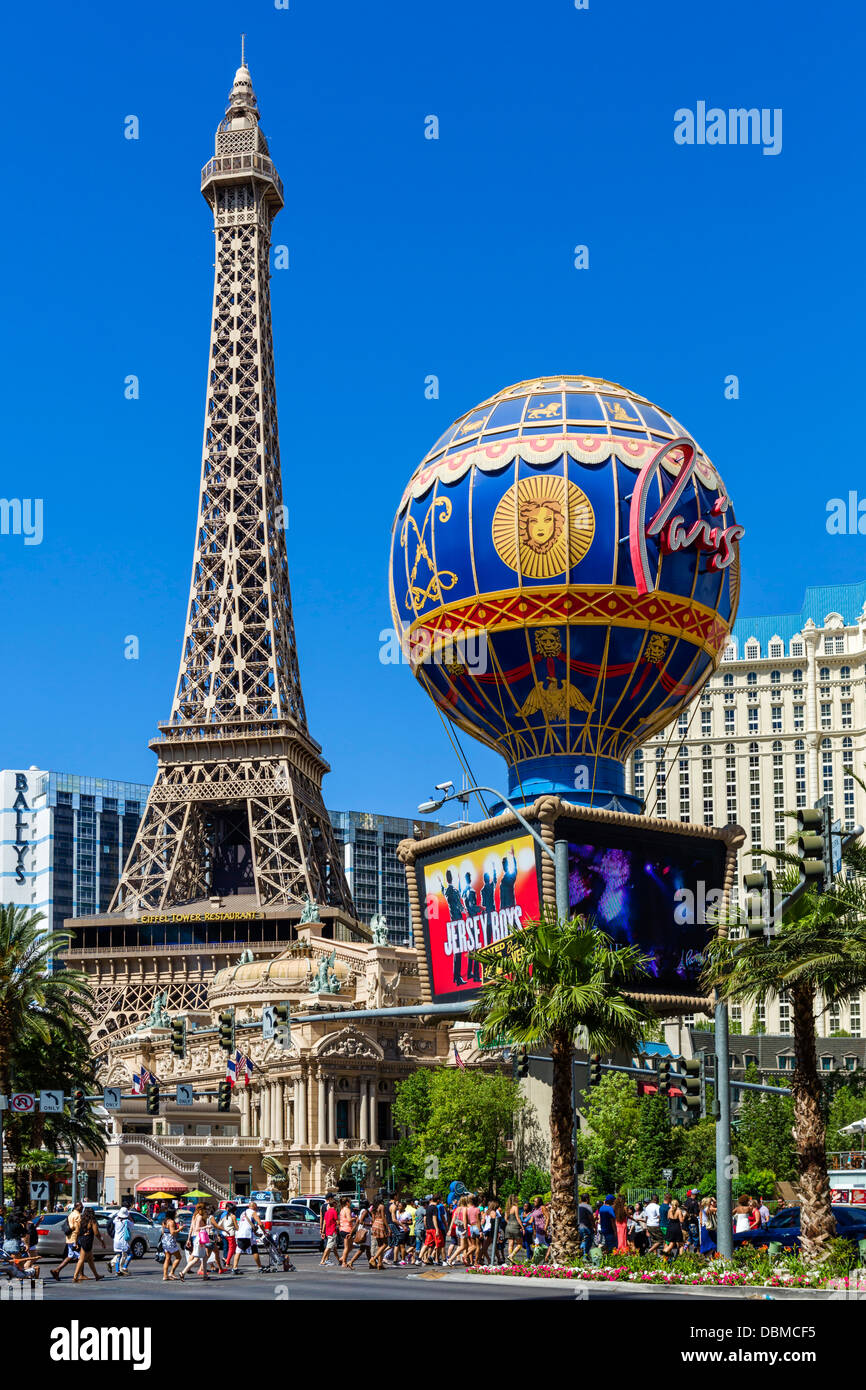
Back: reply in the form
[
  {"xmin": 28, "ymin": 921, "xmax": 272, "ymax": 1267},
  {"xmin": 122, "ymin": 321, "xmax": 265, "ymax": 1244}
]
[
  {"xmin": 226, "ymin": 1054, "xmax": 238, "ymax": 1087},
  {"xmin": 140, "ymin": 1066, "xmax": 158, "ymax": 1088},
  {"xmin": 453, "ymin": 1045, "xmax": 466, "ymax": 1070},
  {"xmin": 131, "ymin": 1072, "xmax": 142, "ymax": 1096},
  {"xmin": 236, "ymin": 1051, "xmax": 255, "ymax": 1086}
]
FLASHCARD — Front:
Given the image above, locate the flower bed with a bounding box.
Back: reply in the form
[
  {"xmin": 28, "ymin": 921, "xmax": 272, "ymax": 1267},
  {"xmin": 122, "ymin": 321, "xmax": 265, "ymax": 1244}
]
[{"xmin": 469, "ymin": 1259, "xmax": 829, "ymax": 1288}]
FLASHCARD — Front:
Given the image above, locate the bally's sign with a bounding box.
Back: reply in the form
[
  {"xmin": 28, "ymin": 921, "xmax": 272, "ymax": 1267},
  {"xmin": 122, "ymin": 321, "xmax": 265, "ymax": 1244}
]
[{"xmin": 12, "ymin": 773, "xmax": 30, "ymax": 885}]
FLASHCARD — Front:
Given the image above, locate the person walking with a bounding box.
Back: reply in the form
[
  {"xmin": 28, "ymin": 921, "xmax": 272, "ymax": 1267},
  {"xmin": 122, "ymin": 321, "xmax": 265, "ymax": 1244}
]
[
  {"xmin": 446, "ymin": 1196, "xmax": 469, "ymax": 1266},
  {"xmin": 220, "ymin": 1203, "xmax": 239, "ymax": 1272},
  {"xmin": 644, "ymin": 1194, "xmax": 663, "ymax": 1256},
  {"xmin": 412, "ymin": 1198, "xmax": 426, "ymax": 1262},
  {"xmin": 370, "ymin": 1202, "xmax": 389, "ymax": 1270},
  {"xmin": 320, "ymin": 1196, "xmax": 340, "ymax": 1267},
  {"xmin": 72, "ymin": 1207, "xmax": 106, "ymax": 1283},
  {"xmin": 597, "ymin": 1195, "xmax": 617, "ymax": 1255},
  {"xmin": 613, "ymin": 1194, "xmax": 629, "ymax": 1253},
  {"xmin": 699, "ymin": 1197, "xmax": 717, "ymax": 1255},
  {"xmin": 49, "ymin": 1201, "xmax": 82, "ymax": 1281},
  {"xmin": 181, "ymin": 1202, "xmax": 211, "ymax": 1280},
  {"xmin": 505, "ymin": 1196, "xmax": 525, "ymax": 1264},
  {"xmin": 205, "ymin": 1210, "xmax": 225, "ymax": 1273},
  {"xmin": 161, "ymin": 1209, "xmax": 183, "ymax": 1281},
  {"xmin": 663, "ymin": 1197, "xmax": 685, "ymax": 1260},
  {"xmin": 577, "ymin": 1192, "xmax": 594, "ymax": 1260},
  {"xmin": 111, "ymin": 1206, "xmax": 134, "ymax": 1277},
  {"xmin": 345, "ymin": 1203, "xmax": 372, "ymax": 1270},
  {"xmin": 337, "ymin": 1197, "xmax": 354, "ymax": 1267},
  {"xmin": 232, "ymin": 1202, "xmax": 264, "ymax": 1273}
]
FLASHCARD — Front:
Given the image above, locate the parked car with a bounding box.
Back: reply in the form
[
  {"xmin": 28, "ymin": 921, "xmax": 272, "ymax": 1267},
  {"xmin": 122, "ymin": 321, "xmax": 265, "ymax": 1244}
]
[
  {"xmin": 30, "ymin": 1213, "xmax": 85, "ymax": 1262},
  {"xmin": 91, "ymin": 1209, "xmax": 164, "ymax": 1260},
  {"xmin": 733, "ymin": 1204, "xmax": 866, "ymax": 1253},
  {"xmin": 255, "ymin": 1201, "xmax": 324, "ymax": 1254}
]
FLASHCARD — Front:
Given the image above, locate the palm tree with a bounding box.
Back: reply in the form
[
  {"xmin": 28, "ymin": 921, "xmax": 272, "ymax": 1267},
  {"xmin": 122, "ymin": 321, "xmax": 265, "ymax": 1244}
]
[
  {"xmin": 703, "ymin": 845, "xmax": 866, "ymax": 1263},
  {"xmin": 0, "ymin": 904, "xmax": 96, "ymax": 1203},
  {"xmin": 471, "ymin": 908, "xmax": 653, "ymax": 1264}
]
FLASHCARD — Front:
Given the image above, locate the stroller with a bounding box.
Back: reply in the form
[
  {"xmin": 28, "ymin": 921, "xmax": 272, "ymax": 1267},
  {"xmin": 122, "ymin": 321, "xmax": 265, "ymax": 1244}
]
[{"xmin": 256, "ymin": 1229, "xmax": 295, "ymax": 1273}]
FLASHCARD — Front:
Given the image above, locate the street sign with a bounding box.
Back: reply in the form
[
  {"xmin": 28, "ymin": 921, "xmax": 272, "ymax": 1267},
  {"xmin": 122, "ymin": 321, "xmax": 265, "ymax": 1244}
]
[
  {"xmin": 10, "ymin": 1093, "xmax": 35, "ymax": 1114},
  {"xmin": 176, "ymin": 1083, "xmax": 194, "ymax": 1106},
  {"xmin": 39, "ymin": 1090, "xmax": 64, "ymax": 1114},
  {"xmin": 0, "ymin": 1095, "xmax": 7, "ymax": 1110},
  {"xmin": 662, "ymin": 1168, "xmax": 673, "ymax": 1183},
  {"xmin": 103, "ymin": 1087, "xmax": 122, "ymax": 1111},
  {"xmin": 29, "ymin": 1181, "xmax": 49, "ymax": 1203},
  {"xmin": 831, "ymin": 819, "xmax": 843, "ymax": 878},
  {"xmin": 262, "ymin": 1004, "xmax": 276, "ymax": 1040},
  {"xmin": 475, "ymin": 1030, "xmax": 510, "ymax": 1052}
]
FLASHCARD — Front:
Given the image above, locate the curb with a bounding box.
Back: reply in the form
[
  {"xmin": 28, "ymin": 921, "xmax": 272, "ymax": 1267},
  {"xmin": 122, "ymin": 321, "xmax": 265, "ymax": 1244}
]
[{"xmin": 443, "ymin": 1270, "xmax": 862, "ymax": 1300}]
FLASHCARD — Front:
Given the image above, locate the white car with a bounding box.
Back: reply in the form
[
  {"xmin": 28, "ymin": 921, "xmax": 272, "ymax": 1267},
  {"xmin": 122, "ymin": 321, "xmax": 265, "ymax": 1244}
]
[{"xmin": 254, "ymin": 1202, "xmax": 324, "ymax": 1254}]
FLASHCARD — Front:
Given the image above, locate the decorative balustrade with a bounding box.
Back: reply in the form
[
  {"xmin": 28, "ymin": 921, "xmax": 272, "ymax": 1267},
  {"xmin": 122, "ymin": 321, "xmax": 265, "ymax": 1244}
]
[{"xmin": 201, "ymin": 154, "xmax": 283, "ymax": 200}]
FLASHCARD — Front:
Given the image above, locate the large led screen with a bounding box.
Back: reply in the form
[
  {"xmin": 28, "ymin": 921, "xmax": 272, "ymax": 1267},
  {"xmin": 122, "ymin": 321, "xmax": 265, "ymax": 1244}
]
[{"xmin": 566, "ymin": 825, "xmax": 726, "ymax": 994}]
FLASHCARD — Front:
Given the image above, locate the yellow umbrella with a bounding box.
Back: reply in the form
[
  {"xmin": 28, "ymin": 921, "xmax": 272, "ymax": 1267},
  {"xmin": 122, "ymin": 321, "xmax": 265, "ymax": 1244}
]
[{"xmin": 145, "ymin": 1192, "xmax": 183, "ymax": 1201}]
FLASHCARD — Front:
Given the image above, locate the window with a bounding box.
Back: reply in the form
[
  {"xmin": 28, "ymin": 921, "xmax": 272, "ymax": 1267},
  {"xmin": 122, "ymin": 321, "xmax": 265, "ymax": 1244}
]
[
  {"xmin": 844, "ymin": 1056, "xmax": 858, "ymax": 1072},
  {"xmin": 769, "ymin": 644, "xmax": 783, "ymax": 659},
  {"xmin": 791, "ymin": 640, "xmax": 804, "ymax": 657},
  {"xmin": 793, "ymin": 705, "xmax": 804, "ymax": 732},
  {"xmin": 842, "ymin": 701, "xmax": 852, "ymax": 729},
  {"xmin": 820, "ymin": 666, "xmax": 830, "ymax": 681},
  {"xmin": 724, "ymin": 709, "xmax": 736, "ymax": 734},
  {"xmin": 770, "ymin": 669, "xmax": 781, "ymax": 684},
  {"xmin": 771, "ymin": 706, "xmax": 782, "ymax": 732},
  {"xmin": 820, "ymin": 1056, "xmax": 834, "ymax": 1072},
  {"xmin": 701, "ymin": 709, "xmax": 712, "ymax": 736},
  {"xmin": 744, "ymin": 1053, "xmax": 758, "ymax": 1068},
  {"xmin": 748, "ymin": 707, "xmax": 759, "ymax": 734},
  {"xmin": 724, "ymin": 672, "xmax": 734, "ymax": 687},
  {"xmin": 776, "ymin": 1055, "xmax": 795, "ymax": 1070},
  {"xmin": 778, "ymin": 993, "xmax": 792, "ymax": 1035},
  {"xmin": 745, "ymin": 641, "xmax": 760, "ymax": 659},
  {"xmin": 820, "ymin": 702, "xmax": 832, "ymax": 730},
  {"xmin": 747, "ymin": 671, "xmax": 757, "ymax": 687},
  {"xmin": 849, "ymin": 998, "xmax": 860, "ymax": 1038}
]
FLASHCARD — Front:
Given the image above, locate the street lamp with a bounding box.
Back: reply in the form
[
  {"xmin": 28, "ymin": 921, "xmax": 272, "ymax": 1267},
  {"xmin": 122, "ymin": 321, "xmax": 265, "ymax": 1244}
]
[
  {"xmin": 418, "ymin": 782, "xmax": 569, "ymax": 918},
  {"xmin": 350, "ymin": 1157, "xmax": 368, "ymax": 1203}
]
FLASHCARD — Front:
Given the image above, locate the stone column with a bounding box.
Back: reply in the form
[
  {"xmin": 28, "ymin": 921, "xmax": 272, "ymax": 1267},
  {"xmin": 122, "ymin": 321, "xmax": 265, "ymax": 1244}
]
[
  {"xmin": 359, "ymin": 1079, "xmax": 369, "ymax": 1145},
  {"xmin": 328, "ymin": 1077, "xmax": 336, "ymax": 1145},
  {"xmin": 317, "ymin": 1069, "xmax": 327, "ymax": 1147},
  {"xmin": 369, "ymin": 1080, "xmax": 378, "ymax": 1145},
  {"xmin": 262, "ymin": 1083, "xmax": 271, "ymax": 1141},
  {"xmin": 273, "ymin": 1081, "xmax": 284, "ymax": 1144},
  {"xmin": 296, "ymin": 1072, "xmax": 307, "ymax": 1147},
  {"xmin": 239, "ymin": 1085, "xmax": 250, "ymax": 1138}
]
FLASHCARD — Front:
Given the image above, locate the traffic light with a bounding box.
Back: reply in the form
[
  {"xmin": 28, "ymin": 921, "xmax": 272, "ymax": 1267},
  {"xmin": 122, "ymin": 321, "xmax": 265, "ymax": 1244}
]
[
  {"xmin": 218, "ymin": 1009, "xmax": 235, "ymax": 1052},
  {"xmin": 170, "ymin": 1015, "xmax": 187, "ymax": 1059},
  {"xmin": 516, "ymin": 1045, "xmax": 529, "ymax": 1079},
  {"xmin": 145, "ymin": 1084, "xmax": 160, "ymax": 1116},
  {"xmin": 657, "ymin": 1058, "xmax": 671, "ymax": 1098},
  {"xmin": 72, "ymin": 1089, "xmax": 87, "ymax": 1122},
  {"xmin": 217, "ymin": 1081, "xmax": 231, "ymax": 1113},
  {"xmin": 588, "ymin": 1054, "xmax": 601, "ymax": 1087},
  {"xmin": 743, "ymin": 864, "xmax": 774, "ymax": 937},
  {"xmin": 797, "ymin": 807, "xmax": 831, "ymax": 893},
  {"xmin": 682, "ymin": 1057, "xmax": 704, "ymax": 1122},
  {"xmin": 274, "ymin": 1002, "xmax": 291, "ymax": 1050}
]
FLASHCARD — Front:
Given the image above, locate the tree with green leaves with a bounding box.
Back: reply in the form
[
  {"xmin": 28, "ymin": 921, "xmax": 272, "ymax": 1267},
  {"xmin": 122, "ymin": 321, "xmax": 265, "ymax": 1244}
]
[
  {"xmin": 0, "ymin": 904, "xmax": 97, "ymax": 1204},
  {"xmin": 735, "ymin": 1063, "xmax": 797, "ymax": 1182},
  {"xmin": 703, "ymin": 829, "xmax": 866, "ymax": 1262},
  {"xmin": 473, "ymin": 908, "xmax": 652, "ymax": 1264},
  {"xmin": 631, "ymin": 1093, "xmax": 674, "ymax": 1189},
  {"xmin": 392, "ymin": 1067, "xmax": 522, "ymax": 1195},
  {"xmin": 576, "ymin": 1071, "xmax": 643, "ymax": 1194}
]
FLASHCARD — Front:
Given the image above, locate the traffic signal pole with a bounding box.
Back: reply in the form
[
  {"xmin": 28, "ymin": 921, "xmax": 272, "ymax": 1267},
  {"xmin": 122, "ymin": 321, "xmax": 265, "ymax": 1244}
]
[{"xmin": 714, "ymin": 997, "xmax": 733, "ymax": 1258}]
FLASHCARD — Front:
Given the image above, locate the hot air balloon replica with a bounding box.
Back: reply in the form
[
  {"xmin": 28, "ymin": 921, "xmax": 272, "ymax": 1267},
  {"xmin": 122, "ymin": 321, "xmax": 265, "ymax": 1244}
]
[{"xmin": 389, "ymin": 375, "xmax": 744, "ymax": 812}]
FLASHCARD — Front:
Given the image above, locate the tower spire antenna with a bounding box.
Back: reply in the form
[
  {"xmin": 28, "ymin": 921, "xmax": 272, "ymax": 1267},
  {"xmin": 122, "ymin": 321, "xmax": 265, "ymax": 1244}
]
[{"xmin": 241, "ymin": 32, "xmax": 246, "ymax": 67}]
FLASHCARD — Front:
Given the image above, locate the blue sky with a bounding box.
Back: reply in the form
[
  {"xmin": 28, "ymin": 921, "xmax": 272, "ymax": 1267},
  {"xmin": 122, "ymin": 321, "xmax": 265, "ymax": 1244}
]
[{"xmin": 3, "ymin": 0, "xmax": 864, "ymax": 819}]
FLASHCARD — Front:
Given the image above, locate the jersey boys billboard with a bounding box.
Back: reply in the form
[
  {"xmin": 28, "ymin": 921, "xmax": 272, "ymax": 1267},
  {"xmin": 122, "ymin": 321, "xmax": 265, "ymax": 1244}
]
[{"xmin": 418, "ymin": 832, "xmax": 540, "ymax": 1003}]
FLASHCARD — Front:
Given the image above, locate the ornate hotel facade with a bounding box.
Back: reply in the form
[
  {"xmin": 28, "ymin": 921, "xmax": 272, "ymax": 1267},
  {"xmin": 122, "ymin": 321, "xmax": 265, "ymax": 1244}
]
[{"xmin": 629, "ymin": 580, "xmax": 866, "ymax": 1045}]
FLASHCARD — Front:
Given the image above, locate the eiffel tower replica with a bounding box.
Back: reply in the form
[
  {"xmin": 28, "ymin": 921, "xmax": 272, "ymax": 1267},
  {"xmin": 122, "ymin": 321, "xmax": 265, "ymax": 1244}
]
[{"xmin": 111, "ymin": 57, "xmax": 353, "ymax": 921}]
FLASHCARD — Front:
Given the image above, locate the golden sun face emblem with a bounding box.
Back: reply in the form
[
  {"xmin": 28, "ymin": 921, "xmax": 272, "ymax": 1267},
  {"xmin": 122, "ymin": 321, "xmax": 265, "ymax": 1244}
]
[{"xmin": 491, "ymin": 474, "xmax": 595, "ymax": 580}]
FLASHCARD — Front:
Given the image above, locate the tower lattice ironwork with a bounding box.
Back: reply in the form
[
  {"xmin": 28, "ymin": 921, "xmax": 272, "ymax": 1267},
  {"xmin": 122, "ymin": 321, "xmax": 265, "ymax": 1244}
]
[{"xmin": 112, "ymin": 61, "xmax": 352, "ymax": 915}]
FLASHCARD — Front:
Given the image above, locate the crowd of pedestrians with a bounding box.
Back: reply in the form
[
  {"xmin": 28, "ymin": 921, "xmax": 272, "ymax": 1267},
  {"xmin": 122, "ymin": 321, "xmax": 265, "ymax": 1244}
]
[
  {"xmin": 319, "ymin": 1192, "xmax": 522, "ymax": 1270},
  {"xmin": 576, "ymin": 1190, "xmax": 772, "ymax": 1260}
]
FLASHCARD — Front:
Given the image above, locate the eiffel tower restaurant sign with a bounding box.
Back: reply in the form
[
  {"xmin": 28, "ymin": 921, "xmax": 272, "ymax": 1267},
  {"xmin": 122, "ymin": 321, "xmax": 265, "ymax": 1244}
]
[{"xmin": 389, "ymin": 376, "xmax": 744, "ymax": 812}]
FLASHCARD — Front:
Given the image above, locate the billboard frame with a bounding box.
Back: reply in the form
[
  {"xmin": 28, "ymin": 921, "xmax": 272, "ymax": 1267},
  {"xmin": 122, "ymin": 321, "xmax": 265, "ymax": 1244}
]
[{"xmin": 398, "ymin": 795, "xmax": 744, "ymax": 1014}]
